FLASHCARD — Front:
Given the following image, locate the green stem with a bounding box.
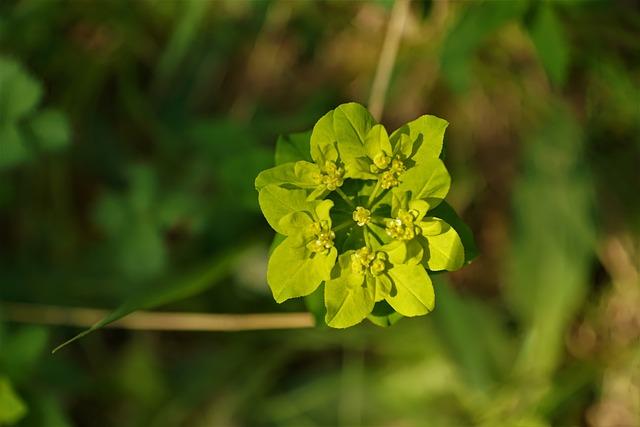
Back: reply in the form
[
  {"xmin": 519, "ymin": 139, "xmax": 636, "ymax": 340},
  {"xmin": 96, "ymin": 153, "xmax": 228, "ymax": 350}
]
[
  {"xmin": 363, "ymin": 227, "xmax": 371, "ymax": 248},
  {"xmin": 367, "ymin": 180, "xmax": 381, "ymax": 207},
  {"xmin": 371, "ymin": 216, "xmax": 388, "ymax": 227},
  {"xmin": 335, "ymin": 187, "xmax": 355, "ymax": 208},
  {"xmin": 333, "ymin": 220, "xmax": 353, "ymax": 233}
]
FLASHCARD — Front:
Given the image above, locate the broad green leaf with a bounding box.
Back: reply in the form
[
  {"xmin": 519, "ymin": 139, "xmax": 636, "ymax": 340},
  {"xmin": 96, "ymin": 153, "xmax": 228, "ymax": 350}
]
[
  {"xmin": 528, "ymin": 4, "xmax": 569, "ymax": 87},
  {"xmin": 314, "ymin": 199, "xmax": 334, "ymax": 222},
  {"xmin": 0, "ymin": 377, "xmax": 27, "ymax": 424},
  {"xmin": 385, "ymin": 264, "xmax": 434, "ymax": 316},
  {"xmin": 383, "ymin": 239, "xmax": 423, "ymax": 265},
  {"xmin": 0, "ymin": 57, "xmax": 42, "ymax": 121},
  {"xmin": 258, "ymin": 186, "xmax": 312, "ymax": 234},
  {"xmin": 267, "ymin": 237, "xmax": 336, "ymax": 303},
  {"xmin": 278, "ymin": 211, "xmax": 313, "ymax": 237},
  {"xmin": 421, "ymin": 225, "xmax": 464, "ymax": 271},
  {"xmin": 420, "ymin": 217, "xmax": 448, "ymax": 236},
  {"xmin": 333, "ymin": 102, "xmax": 375, "ymax": 176},
  {"xmin": 275, "ymin": 131, "xmax": 312, "ymax": 165},
  {"xmin": 428, "ymin": 201, "xmax": 478, "ymax": 263},
  {"xmin": 0, "ymin": 125, "xmax": 29, "ymax": 170},
  {"xmin": 364, "ymin": 124, "xmax": 392, "ymax": 160},
  {"xmin": 395, "ymin": 157, "xmax": 451, "ymax": 207},
  {"xmin": 310, "ymin": 111, "xmax": 337, "ymax": 165},
  {"xmin": 324, "ymin": 253, "xmax": 374, "ymax": 328},
  {"xmin": 390, "ymin": 115, "xmax": 448, "ymax": 162},
  {"xmin": 28, "ymin": 109, "xmax": 70, "ymax": 152},
  {"xmin": 53, "ymin": 245, "xmax": 245, "ymax": 353},
  {"xmin": 254, "ymin": 161, "xmax": 319, "ymax": 191}
]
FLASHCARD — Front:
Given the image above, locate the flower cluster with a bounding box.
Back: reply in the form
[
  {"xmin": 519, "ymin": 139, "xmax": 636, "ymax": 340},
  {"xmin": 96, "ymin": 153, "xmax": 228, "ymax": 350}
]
[{"xmin": 255, "ymin": 103, "xmax": 472, "ymax": 328}]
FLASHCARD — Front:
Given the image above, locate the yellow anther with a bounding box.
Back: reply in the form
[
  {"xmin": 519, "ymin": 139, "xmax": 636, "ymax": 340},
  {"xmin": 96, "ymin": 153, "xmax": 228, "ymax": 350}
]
[
  {"xmin": 306, "ymin": 221, "xmax": 335, "ymax": 254},
  {"xmin": 390, "ymin": 158, "xmax": 406, "ymax": 174},
  {"xmin": 375, "ymin": 155, "xmax": 405, "ymax": 189},
  {"xmin": 350, "ymin": 246, "xmax": 375, "ymax": 274},
  {"xmin": 352, "ymin": 206, "xmax": 371, "ymax": 226},
  {"xmin": 380, "ymin": 170, "xmax": 400, "ymax": 189},
  {"xmin": 385, "ymin": 209, "xmax": 419, "ymax": 240},
  {"xmin": 319, "ymin": 161, "xmax": 344, "ymax": 191}
]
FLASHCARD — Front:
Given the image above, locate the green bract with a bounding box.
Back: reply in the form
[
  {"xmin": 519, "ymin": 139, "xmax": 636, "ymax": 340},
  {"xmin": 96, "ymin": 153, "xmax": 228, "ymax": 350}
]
[{"xmin": 255, "ymin": 102, "xmax": 475, "ymax": 328}]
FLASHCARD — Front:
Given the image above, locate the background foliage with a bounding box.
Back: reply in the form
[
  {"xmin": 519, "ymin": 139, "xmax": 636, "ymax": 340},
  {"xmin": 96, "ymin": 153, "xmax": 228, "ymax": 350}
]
[{"xmin": 1, "ymin": 1, "xmax": 639, "ymax": 426}]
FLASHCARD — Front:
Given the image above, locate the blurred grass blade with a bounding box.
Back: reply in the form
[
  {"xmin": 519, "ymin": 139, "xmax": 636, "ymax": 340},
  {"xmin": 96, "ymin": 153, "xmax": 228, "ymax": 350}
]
[
  {"xmin": 432, "ymin": 276, "xmax": 512, "ymax": 391},
  {"xmin": 508, "ymin": 104, "xmax": 594, "ymax": 379},
  {"xmin": 154, "ymin": 0, "xmax": 209, "ymax": 87},
  {"xmin": 52, "ymin": 245, "xmax": 246, "ymax": 353}
]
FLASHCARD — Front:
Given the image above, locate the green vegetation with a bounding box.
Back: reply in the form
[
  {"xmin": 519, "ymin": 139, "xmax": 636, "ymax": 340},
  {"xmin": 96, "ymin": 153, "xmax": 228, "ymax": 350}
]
[{"xmin": 1, "ymin": 1, "xmax": 638, "ymax": 426}]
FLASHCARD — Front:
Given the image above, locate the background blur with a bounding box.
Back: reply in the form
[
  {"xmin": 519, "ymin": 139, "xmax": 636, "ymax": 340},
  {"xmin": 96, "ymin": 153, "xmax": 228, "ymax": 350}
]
[{"xmin": 1, "ymin": 0, "xmax": 639, "ymax": 426}]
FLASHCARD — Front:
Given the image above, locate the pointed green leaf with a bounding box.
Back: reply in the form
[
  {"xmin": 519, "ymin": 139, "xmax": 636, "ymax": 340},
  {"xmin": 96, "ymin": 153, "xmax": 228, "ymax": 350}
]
[
  {"xmin": 421, "ymin": 225, "xmax": 464, "ymax": 271},
  {"xmin": 275, "ymin": 131, "xmax": 312, "ymax": 165},
  {"xmin": 255, "ymin": 161, "xmax": 319, "ymax": 191},
  {"xmin": 258, "ymin": 186, "xmax": 312, "ymax": 234},
  {"xmin": 396, "ymin": 157, "xmax": 451, "ymax": 207},
  {"xmin": 53, "ymin": 245, "xmax": 244, "ymax": 353},
  {"xmin": 385, "ymin": 264, "xmax": 434, "ymax": 316},
  {"xmin": 390, "ymin": 115, "xmax": 448, "ymax": 162},
  {"xmin": 267, "ymin": 237, "xmax": 336, "ymax": 303}
]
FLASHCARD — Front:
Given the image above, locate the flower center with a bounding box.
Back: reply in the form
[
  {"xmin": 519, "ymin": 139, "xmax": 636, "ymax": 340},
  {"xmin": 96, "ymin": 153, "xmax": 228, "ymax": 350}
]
[
  {"xmin": 352, "ymin": 206, "xmax": 371, "ymax": 226},
  {"xmin": 370, "ymin": 153, "xmax": 405, "ymax": 190},
  {"xmin": 351, "ymin": 247, "xmax": 388, "ymax": 275},
  {"xmin": 385, "ymin": 209, "xmax": 420, "ymax": 240},
  {"xmin": 314, "ymin": 160, "xmax": 344, "ymax": 191},
  {"xmin": 351, "ymin": 247, "xmax": 375, "ymax": 274},
  {"xmin": 307, "ymin": 220, "xmax": 335, "ymax": 254}
]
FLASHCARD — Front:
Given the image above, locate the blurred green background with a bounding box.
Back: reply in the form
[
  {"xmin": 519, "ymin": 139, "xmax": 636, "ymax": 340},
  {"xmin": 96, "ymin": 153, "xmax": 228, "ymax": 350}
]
[{"xmin": 1, "ymin": 0, "xmax": 639, "ymax": 426}]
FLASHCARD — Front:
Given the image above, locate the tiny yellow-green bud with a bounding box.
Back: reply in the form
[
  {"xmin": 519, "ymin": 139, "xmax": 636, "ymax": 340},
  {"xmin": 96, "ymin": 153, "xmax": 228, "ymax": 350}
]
[
  {"xmin": 370, "ymin": 258, "xmax": 386, "ymax": 275},
  {"xmin": 351, "ymin": 246, "xmax": 375, "ymax": 274},
  {"xmin": 373, "ymin": 152, "xmax": 391, "ymax": 170}
]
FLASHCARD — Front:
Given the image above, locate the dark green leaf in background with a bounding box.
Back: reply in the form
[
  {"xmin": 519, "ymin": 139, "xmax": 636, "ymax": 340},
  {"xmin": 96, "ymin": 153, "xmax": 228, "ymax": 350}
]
[{"xmin": 528, "ymin": 4, "xmax": 570, "ymax": 87}]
